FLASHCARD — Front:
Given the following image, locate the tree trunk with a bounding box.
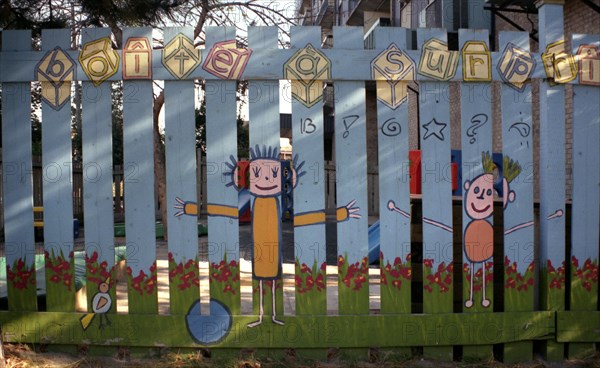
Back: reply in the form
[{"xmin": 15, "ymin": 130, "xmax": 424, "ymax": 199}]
[{"xmin": 153, "ymin": 92, "xmax": 168, "ymax": 241}]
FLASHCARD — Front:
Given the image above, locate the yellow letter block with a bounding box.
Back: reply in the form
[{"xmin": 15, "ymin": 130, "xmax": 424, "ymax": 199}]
[
  {"xmin": 418, "ymin": 39, "xmax": 458, "ymax": 81},
  {"xmin": 283, "ymin": 44, "xmax": 331, "ymax": 108},
  {"xmin": 123, "ymin": 37, "xmax": 152, "ymax": 79},
  {"xmin": 35, "ymin": 47, "xmax": 75, "ymax": 110},
  {"xmin": 462, "ymin": 41, "xmax": 491, "ymax": 82},
  {"xmin": 162, "ymin": 34, "xmax": 201, "ymax": 80},
  {"xmin": 371, "ymin": 43, "xmax": 415, "ymax": 109},
  {"xmin": 541, "ymin": 40, "xmax": 577, "ymax": 84},
  {"xmin": 79, "ymin": 37, "xmax": 120, "ymax": 86}
]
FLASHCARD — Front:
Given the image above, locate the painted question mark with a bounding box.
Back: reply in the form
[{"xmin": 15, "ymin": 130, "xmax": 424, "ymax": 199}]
[{"xmin": 466, "ymin": 113, "xmax": 489, "ymax": 144}]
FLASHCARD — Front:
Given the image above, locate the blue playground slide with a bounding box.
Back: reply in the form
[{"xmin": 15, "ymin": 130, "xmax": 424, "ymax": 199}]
[
  {"xmin": 368, "ymin": 220, "xmax": 380, "ymax": 264},
  {"xmin": 238, "ymin": 189, "xmax": 252, "ymax": 214}
]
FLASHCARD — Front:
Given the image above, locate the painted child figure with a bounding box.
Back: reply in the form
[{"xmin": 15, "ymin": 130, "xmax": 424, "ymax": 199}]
[
  {"xmin": 175, "ymin": 145, "xmax": 360, "ymax": 327},
  {"xmin": 461, "ymin": 152, "xmax": 499, "ymax": 308}
]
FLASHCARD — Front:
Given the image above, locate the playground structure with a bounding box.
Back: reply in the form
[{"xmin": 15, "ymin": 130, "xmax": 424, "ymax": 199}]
[{"xmin": 0, "ymin": 2, "xmax": 598, "ymax": 362}]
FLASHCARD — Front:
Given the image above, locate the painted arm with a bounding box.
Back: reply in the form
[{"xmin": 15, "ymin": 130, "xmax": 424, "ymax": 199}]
[
  {"xmin": 174, "ymin": 197, "xmax": 238, "ymax": 219},
  {"xmin": 294, "ymin": 200, "xmax": 361, "ymax": 227},
  {"xmin": 387, "ymin": 200, "xmax": 410, "ymax": 219},
  {"xmin": 504, "ymin": 209, "xmax": 563, "ymax": 235}
]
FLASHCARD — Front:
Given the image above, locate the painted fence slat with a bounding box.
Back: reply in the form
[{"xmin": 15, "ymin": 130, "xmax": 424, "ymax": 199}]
[
  {"xmin": 204, "ymin": 26, "xmax": 241, "ymax": 315},
  {"xmin": 569, "ymin": 33, "xmax": 600, "ymax": 359},
  {"xmin": 80, "ymin": 28, "xmax": 116, "ymax": 322},
  {"xmin": 122, "ymin": 27, "xmax": 157, "ymax": 314},
  {"xmin": 289, "ymin": 26, "xmax": 327, "ymax": 317},
  {"xmin": 373, "ymin": 25, "xmax": 412, "ymax": 361},
  {"xmin": 458, "ymin": 28, "xmax": 494, "ymax": 362},
  {"xmin": 1, "ymin": 30, "xmax": 37, "ymax": 311},
  {"xmin": 40, "ymin": 29, "xmax": 76, "ymax": 312},
  {"xmin": 499, "ymin": 31, "xmax": 535, "ymax": 364},
  {"xmin": 373, "ymin": 26, "xmax": 412, "ymax": 315},
  {"xmin": 162, "ymin": 27, "xmax": 200, "ymax": 315},
  {"xmin": 538, "ymin": 2, "xmax": 568, "ymax": 361},
  {"xmin": 416, "ymin": 28, "xmax": 454, "ymax": 362},
  {"xmin": 247, "ymin": 27, "xmax": 285, "ymax": 323},
  {"xmin": 333, "ymin": 26, "xmax": 370, "ymax": 316}
]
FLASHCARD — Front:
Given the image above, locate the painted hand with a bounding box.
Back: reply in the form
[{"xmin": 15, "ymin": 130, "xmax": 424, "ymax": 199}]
[
  {"xmin": 174, "ymin": 197, "xmax": 198, "ymax": 217},
  {"xmin": 345, "ymin": 199, "xmax": 361, "ymax": 219}
]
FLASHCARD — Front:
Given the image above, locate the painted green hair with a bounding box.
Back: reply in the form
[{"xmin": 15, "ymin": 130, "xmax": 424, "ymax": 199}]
[
  {"xmin": 503, "ymin": 155, "xmax": 522, "ymax": 183},
  {"xmin": 482, "ymin": 151, "xmax": 495, "ymax": 174}
]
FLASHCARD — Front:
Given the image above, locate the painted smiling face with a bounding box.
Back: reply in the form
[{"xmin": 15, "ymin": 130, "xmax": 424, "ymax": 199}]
[
  {"xmin": 464, "ymin": 173, "xmax": 494, "ymax": 220},
  {"xmin": 249, "ymin": 158, "xmax": 282, "ymax": 197}
]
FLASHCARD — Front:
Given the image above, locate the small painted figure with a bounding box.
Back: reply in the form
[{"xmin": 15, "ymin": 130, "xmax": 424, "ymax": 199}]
[{"xmin": 80, "ymin": 277, "xmax": 112, "ymax": 330}]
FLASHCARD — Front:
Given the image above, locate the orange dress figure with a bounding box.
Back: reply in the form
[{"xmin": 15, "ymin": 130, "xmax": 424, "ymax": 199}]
[{"xmin": 175, "ymin": 145, "xmax": 360, "ymax": 327}]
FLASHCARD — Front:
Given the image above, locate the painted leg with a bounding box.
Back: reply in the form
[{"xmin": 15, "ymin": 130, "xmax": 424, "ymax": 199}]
[
  {"xmin": 271, "ymin": 280, "xmax": 284, "ymax": 325},
  {"xmin": 465, "ymin": 262, "xmax": 474, "ymax": 308},
  {"xmin": 481, "ymin": 264, "xmax": 490, "ymax": 307},
  {"xmin": 104, "ymin": 313, "xmax": 112, "ymax": 326},
  {"xmin": 248, "ymin": 280, "xmax": 264, "ymax": 328},
  {"xmin": 98, "ymin": 314, "xmax": 105, "ymax": 329}
]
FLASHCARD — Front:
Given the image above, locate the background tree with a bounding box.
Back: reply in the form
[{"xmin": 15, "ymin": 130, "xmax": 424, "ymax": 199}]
[{"xmin": 0, "ymin": 0, "xmax": 295, "ymax": 238}]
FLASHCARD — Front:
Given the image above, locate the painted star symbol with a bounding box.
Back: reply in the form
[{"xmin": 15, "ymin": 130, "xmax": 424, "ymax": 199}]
[{"xmin": 422, "ymin": 118, "xmax": 447, "ymax": 141}]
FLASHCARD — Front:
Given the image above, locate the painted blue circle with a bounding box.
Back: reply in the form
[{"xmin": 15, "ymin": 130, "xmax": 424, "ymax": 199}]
[{"xmin": 185, "ymin": 298, "xmax": 232, "ymax": 345}]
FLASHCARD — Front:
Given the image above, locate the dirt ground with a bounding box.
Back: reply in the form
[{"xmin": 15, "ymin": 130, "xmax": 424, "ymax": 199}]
[{"xmin": 1, "ymin": 344, "xmax": 599, "ymax": 368}]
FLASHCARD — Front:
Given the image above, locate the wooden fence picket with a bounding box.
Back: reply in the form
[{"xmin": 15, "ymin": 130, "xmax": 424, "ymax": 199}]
[
  {"xmin": 40, "ymin": 29, "xmax": 76, "ymax": 312},
  {"xmin": 538, "ymin": 2, "xmax": 568, "ymax": 361},
  {"xmin": 459, "ymin": 28, "xmax": 494, "ymax": 361},
  {"xmin": 163, "ymin": 27, "xmax": 200, "ymax": 315},
  {"xmin": 416, "ymin": 28, "xmax": 455, "ymax": 362},
  {"xmin": 122, "ymin": 26, "xmax": 158, "ymax": 314},
  {"xmin": 568, "ymin": 33, "xmax": 600, "ymax": 359},
  {"xmin": 288, "ymin": 25, "xmax": 328, "ymax": 318},
  {"xmin": 499, "ymin": 31, "xmax": 536, "ymax": 363},
  {"xmin": 80, "ymin": 28, "xmax": 117, "ymax": 324},
  {"xmin": 204, "ymin": 26, "xmax": 241, "ymax": 315},
  {"xmin": 1, "ymin": 30, "xmax": 37, "ymax": 311},
  {"xmin": 373, "ymin": 26, "xmax": 412, "ymax": 359},
  {"xmin": 333, "ymin": 25, "xmax": 370, "ymax": 360}
]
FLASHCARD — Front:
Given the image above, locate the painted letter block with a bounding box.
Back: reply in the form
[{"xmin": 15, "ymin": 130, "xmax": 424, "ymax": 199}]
[
  {"xmin": 283, "ymin": 44, "xmax": 331, "ymax": 108},
  {"xmin": 497, "ymin": 43, "xmax": 536, "ymax": 91},
  {"xmin": 123, "ymin": 37, "xmax": 152, "ymax": 79},
  {"xmin": 418, "ymin": 39, "xmax": 458, "ymax": 81},
  {"xmin": 162, "ymin": 34, "xmax": 201, "ymax": 80},
  {"xmin": 577, "ymin": 44, "xmax": 600, "ymax": 86},
  {"xmin": 79, "ymin": 37, "xmax": 120, "ymax": 86},
  {"xmin": 371, "ymin": 43, "xmax": 415, "ymax": 109},
  {"xmin": 541, "ymin": 40, "xmax": 577, "ymax": 84},
  {"xmin": 462, "ymin": 41, "xmax": 491, "ymax": 82},
  {"xmin": 203, "ymin": 40, "xmax": 252, "ymax": 80},
  {"xmin": 35, "ymin": 47, "xmax": 75, "ymax": 110}
]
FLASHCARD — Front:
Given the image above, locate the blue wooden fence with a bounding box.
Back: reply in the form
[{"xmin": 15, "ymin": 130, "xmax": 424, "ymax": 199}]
[{"xmin": 0, "ymin": 2, "xmax": 598, "ymax": 363}]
